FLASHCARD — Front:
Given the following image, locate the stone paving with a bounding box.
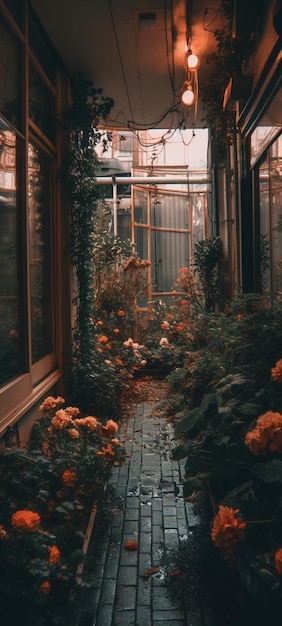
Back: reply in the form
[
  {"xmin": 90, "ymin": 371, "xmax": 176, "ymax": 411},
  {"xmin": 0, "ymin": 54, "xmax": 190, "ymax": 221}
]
[{"xmin": 80, "ymin": 378, "xmax": 201, "ymax": 626}]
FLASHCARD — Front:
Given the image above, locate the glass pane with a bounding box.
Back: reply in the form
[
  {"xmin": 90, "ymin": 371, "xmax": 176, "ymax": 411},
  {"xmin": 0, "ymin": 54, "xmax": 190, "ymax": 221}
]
[
  {"xmin": 270, "ymin": 136, "xmax": 282, "ymax": 303},
  {"xmin": 0, "ymin": 15, "xmax": 21, "ymax": 128},
  {"xmin": 0, "ymin": 125, "xmax": 22, "ymax": 385},
  {"xmin": 28, "ymin": 143, "xmax": 53, "ymax": 362},
  {"xmin": 151, "ymin": 230, "xmax": 189, "ymax": 292},
  {"xmin": 29, "ymin": 62, "xmax": 56, "ymax": 142},
  {"xmin": 259, "ymin": 159, "xmax": 271, "ymax": 290},
  {"xmin": 192, "ymin": 194, "xmax": 206, "ymax": 253},
  {"xmin": 3, "ymin": 0, "xmax": 24, "ymax": 28},
  {"xmin": 133, "ymin": 189, "xmax": 147, "ymax": 223},
  {"xmin": 150, "ymin": 194, "xmax": 189, "ymax": 229},
  {"xmin": 29, "ymin": 15, "xmax": 56, "ymax": 84},
  {"xmin": 134, "ymin": 225, "xmax": 148, "ymax": 260}
]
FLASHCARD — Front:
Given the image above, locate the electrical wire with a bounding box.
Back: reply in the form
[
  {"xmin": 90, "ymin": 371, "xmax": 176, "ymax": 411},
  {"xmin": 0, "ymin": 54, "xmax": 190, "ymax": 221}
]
[{"xmin": 107, "ymin": 0, "xmax": 135, "ymax": 125}]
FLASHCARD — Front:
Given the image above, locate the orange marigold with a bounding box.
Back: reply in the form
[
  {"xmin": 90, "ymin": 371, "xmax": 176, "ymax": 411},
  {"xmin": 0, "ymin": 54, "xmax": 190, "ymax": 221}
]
[
  {"xmin": 39, "ymin": 581, "xmax": 51, "ymax": 594},
  {"xmin": 271, "ymin": 358, "xmax": 282, "ymax": 384},
  {"xmin": 275, "ymin": 547, "xmax": 282, "ymax": 575},
  {"xmin": 48, "ymin": 545, "xmax": 61, "ymax": 564},
  {"xmin": 11, "ymin": 510, "xmax": 41, "ymax": 532},
  {"xmin": 62, "ymin": 470, "xmax": 76, "ymax": 487},
  {"xmin": 211, "ymin": 505, "xmax": 246, "ymax": 554}
]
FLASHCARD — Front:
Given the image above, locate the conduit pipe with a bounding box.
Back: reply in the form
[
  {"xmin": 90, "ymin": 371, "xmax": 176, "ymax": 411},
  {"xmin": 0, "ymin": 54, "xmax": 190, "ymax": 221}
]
[{"xmin": 96, "ymin": 174, "xmax": 210, "ymax": 235}]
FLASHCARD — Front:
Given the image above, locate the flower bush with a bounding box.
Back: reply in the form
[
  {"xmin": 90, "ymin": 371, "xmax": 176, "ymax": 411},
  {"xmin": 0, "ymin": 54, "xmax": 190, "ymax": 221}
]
[{"xmin": 0, "ymin": 396, "xmax": 126, "ymax": 625}]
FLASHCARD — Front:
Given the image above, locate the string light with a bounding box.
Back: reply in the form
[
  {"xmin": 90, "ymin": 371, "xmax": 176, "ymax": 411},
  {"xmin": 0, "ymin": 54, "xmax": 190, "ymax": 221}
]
[
  {"xmin": 181, "ymin": 82, "xmax": 195, "ymax": 106},
  {"xmin": 187, "ymin": 49, "xmax": 199, "ymax": 70}
]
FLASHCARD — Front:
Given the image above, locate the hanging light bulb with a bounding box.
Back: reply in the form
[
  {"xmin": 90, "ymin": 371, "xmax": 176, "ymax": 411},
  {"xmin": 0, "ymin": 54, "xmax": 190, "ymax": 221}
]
[
  {"xmin": 181, "ymin": 82, "xmax": 194, "ymax": 105},
  {"xmin": 187, "ymin": 49, "xmax": 199, "ymax": 70}
]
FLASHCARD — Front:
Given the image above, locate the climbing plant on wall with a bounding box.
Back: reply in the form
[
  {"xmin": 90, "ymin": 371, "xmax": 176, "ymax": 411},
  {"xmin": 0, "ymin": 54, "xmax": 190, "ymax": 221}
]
[{"xmin": 67, "ymin": 74, "xmax": 114, "ymax": 397}]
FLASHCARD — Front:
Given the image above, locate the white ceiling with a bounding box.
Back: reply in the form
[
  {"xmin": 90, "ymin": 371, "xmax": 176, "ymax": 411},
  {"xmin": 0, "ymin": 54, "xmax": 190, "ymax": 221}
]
[{"xmin": 30, "ymin": 0, "xmax": 224, "ymax": 130}]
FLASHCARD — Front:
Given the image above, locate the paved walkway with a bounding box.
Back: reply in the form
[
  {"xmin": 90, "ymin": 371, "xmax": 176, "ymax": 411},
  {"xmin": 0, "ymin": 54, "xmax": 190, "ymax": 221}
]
[{"xmin": 80, "ymin": 378, "xmax": 201, "ymax": 626}]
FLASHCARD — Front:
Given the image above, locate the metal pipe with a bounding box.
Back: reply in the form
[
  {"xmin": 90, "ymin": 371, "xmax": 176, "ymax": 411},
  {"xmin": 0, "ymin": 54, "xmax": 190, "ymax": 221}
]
[{"xmin": 95, "ymin": 175, "xmax": 209, "ymax": 185}]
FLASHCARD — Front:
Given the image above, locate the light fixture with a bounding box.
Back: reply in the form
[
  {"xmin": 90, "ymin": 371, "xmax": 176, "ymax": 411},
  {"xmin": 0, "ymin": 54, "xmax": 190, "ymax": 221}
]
[
  {"xmin": 181, "ymin": 82, "xmax": 195, "ymax": 106},
  {"xmin": 187, "ymin": 48, "xmax": 199, "ymax": 70}
]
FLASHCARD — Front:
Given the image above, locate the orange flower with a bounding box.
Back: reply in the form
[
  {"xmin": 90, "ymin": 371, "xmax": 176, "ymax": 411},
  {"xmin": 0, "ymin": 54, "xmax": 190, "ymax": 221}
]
[
  {"xmin": 48, "ymin": 545, "xmax": 61, "ymax": 564},
  {"xmin": 97, "ymin": 347, "xmax": 103, "ymax": 353},
  {"xmin": 244, "ymin": 427, "xmax": 268, "ymax": 455},
  {"xmin": 96, "ymin": 320, "xmax": 104, "ymax": 326},
  {"xmin": 245, "ymin": 411, "xmax": 282, "ymax": 454},
  {"xmin": 124, "ymin": 540, "xmax": 138, "ymax": 550},
  {"xmin": 51, "ymin": 409, "xmax": 72, "ymax": 429},
  {"xmin": 116, "ymin": 358, "xmax": 124, "ymax": 366},
  {"xmin": 117, "ymin": 310, "xmax": 126, "ymax": 317},
  {"xmin": 211, "ymin": 505, "xmax": 246, "ymax": 555},
  {"xmin": 175, "ymin": 323, "xmax": 184, "ymax": 332},
  {"xmin": 275, "ymin": 547, "xmax": 282, "ymax": 575},
  {"xmin": 65, "ymin": 406, "xmax": 80, "ymax": 417},
  {"xmin": 271, "ymin": 359, "xmax": 282, "ymax": 384},
  {"xmin": 100, "ymin": 419, "xmax": 118, "ymax": 438},
  {"xmin": 0, "ymin": 524, "xmax": 7, "ymax": 539},
  {"xmin": 40, "ymin": 396, "xmax": 65, "ymax": 413},
  {"xmin": 113, "ymin": 328, "xmax": 120, "ymax": 334},
  {"xmin": 98, "ymin": 334, "xmax": 108, "ymax": 344},
  {"xmin": 161, "ymin": 320, "xmax": 170, "ymax": 330},
  {"xmin": 97, "ymin": 443, "xmax": 114, "ymax": 457},
  {"xmin": 39, "ymin": 581, "xmax": 51, "ymax": 594},
  {"xmin": 69, "ymin": 428, "xmax": 80, "ymax": 439},
  {"xmin": 62, "ymin": 470, "xmax": 76, "ymax": 487},
  {"xmin": 84, "ymin": 416, "xmax": 98, "ymax": 431},
  {"xmin": 11, "ymin": 510, "xmax": 41, "ymax": 532}
]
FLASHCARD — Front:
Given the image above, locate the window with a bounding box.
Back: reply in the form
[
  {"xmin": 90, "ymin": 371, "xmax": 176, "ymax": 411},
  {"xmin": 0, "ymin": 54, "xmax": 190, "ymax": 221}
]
[
  {"xmin": 0, "ymin": 15, "xmax": 22, "ymax": 129},
  {"xmin": 258, "ymin": 133, "xmax": 282, "ymax": 304},
  {"xmin": 0, "ymin": 125, "xmax": 23, "ymax": 386},
  {"xmin": 28, "ymin": 142, "xmax": 53, "ymax": 363}
]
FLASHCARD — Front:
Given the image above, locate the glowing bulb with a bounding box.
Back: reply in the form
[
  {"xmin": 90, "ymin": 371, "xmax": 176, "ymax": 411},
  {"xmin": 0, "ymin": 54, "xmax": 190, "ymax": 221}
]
[
  {"xmin": 187, "ymin": 51, "xmax": 199, "ymax": 70},
  {"xmin": 181, "ymin": 86, "xmax": 194, "ymax": 105}
]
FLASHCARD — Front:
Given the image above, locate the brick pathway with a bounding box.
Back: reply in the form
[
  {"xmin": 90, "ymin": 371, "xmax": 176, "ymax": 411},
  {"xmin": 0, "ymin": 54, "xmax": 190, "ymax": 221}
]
[{"xmin": 79, "ymin": 378, "xmax": 201, "ymax": 626}]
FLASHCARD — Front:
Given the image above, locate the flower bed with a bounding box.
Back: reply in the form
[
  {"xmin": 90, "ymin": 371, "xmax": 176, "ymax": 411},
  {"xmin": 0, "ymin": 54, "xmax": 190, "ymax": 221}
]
[{"xmin": 0, "ymin": 396, "xmax": 126, "ymax": 626}]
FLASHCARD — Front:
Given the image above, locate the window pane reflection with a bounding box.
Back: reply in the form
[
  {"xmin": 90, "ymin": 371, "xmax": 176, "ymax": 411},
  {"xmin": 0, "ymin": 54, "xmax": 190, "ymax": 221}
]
[
  {"xmin": 28, "ymin": 143, "xmax": 52, "ymax": 362},
  {"xmin": 0, "ymin": 127, "xmax": 22, "ymax": 385}
]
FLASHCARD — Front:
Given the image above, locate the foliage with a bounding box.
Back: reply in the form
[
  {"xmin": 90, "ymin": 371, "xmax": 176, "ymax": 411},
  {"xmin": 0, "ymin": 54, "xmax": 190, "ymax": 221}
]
[
  {"xmin": 160, "ymin": 494, "xmax": 264, "ymax": 626},
  {"xmin": 159, "ymin": 290, "xmax": 282, "ymax": 612},
  {"xmin": 71, "ymin": 230, "xmax": 150, "ymax": 415},
  {"xmin": 193, "ymin": 236, "xmax": 223, "ymax": 311},
  {"xmin": 201, "ymin": 0, "xmax": 258, "ymax": 145},
  {"xmin": 0, "ymin": 395, "xmax": 126, "ymax": 625}
]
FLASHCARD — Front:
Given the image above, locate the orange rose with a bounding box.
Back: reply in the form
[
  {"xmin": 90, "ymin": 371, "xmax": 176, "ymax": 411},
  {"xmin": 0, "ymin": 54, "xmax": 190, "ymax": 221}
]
[
  {"xmin": 11, "ymin": 510, "xmax": 41, "ymax": 532},
  {"xmin": 211, "ymin": 505, "xmax": 246, "ymax": 556}
]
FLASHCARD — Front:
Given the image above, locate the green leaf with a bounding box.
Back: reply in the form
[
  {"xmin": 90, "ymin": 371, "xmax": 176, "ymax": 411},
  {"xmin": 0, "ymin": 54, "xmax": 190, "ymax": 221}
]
[
  {"xmin": 249, "ymin": 460, "xmax": 282, "ymax": 483},
  {"xmin": 172, "ymin": 441, "xmax": 194, "ymax": 460},
  {"xmin": 175, "ymin": 407, "xmax": 202, "ymax": 435}
]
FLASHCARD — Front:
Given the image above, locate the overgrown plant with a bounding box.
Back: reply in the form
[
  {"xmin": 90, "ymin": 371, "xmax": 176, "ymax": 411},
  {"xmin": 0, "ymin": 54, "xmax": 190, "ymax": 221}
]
[{"xmin": 193, "ymin": 236, "xmax": 223, "ymax": 311}]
